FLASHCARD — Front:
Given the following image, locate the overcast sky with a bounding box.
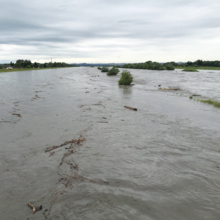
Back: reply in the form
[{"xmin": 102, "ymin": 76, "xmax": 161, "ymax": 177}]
[{"xmin": 1, "ymin": 0, "xmax": 220, "ymax": 63}]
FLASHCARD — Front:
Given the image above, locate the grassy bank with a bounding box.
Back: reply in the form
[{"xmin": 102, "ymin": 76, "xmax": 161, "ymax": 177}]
[
  {"xmin": 200, "ymin": 99, "xmax": 220, "ymax": 108},
  {"xmin": 182, "ymin": 67, "xmax": 198, "ymax": 72},
  {"xmin": 176, "ymin": 66, "xmax": 220, "ymax": 70},
  {"xmin": 0, "ymin": 66, "xmax": 75, "ymax": 73}
]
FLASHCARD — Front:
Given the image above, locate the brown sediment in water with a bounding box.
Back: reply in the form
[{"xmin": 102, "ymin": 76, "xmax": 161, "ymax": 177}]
[{"xmin": 0, "ymin": 67, "xmax": 220, "ymax": 219}]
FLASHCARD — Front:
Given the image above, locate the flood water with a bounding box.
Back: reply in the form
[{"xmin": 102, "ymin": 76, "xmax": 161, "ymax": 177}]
[{"xmin": 0, "ymin": 67, "xmax": 220, "ymax": 220}]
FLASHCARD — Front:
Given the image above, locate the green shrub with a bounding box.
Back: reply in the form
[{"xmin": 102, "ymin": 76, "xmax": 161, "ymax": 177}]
[
  {"xmin": 98, "ymin": 66, "xmax": 102, "ymax": 70},
  {"xmin": 107, "ymin": 67, "xmax": 120, "ymax": 76},
  {"xmin": 118, "ymin": 71, "xmax": 133, "ymax": 85},
  {"xmin": 0, "ymin": 65, "xmax": 3, "ymax": 69},
  {"xmin": 101, "ymin": 67, "xmax": 109, "ymax": 72},
  {"xmin": 25, "ymin": 65, "xmax": 32, "ymax": 68},
  {"xmin": 165, "ymin": 64, "xmax": 175, "ymax": 70}
]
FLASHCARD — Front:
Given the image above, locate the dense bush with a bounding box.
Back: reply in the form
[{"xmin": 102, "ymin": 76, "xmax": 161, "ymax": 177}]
[
  {"xmin": 25, "ymin": 65, "xmax": 32, "ymax": 68},
  {"xmin": 165, "ymin": 64, "xmax": 175, "ymax": 70},
  {"xmin": 153, "ymin": 63, "xmax": 165, "ymax": 70},
  {"xmin": 107, "ymin": 67, "xmax": 120, "ymax": 76},
  {"xmin": 98, "ymin": 66, "xmax": 102, "ymax": 70},
  {"xmin": 118, "ymin": 71, "xmax": 133, "ymax": 85},
  {"xmin": 0, "ymin": 65, "xmax": 3, "ymax": 69},
  {"xmin": 101, "ymin": 67, "xmax": 109, "ymax": 72}
]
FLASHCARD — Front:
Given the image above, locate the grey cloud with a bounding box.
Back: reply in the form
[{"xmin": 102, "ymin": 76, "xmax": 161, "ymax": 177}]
[{"xmin": 0, "ymin": 0, "xmax": 220, "ymax": 63}]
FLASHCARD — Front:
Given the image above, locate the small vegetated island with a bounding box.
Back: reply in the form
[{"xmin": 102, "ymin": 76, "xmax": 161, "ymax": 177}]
[
  {"xmin": 182, "ymin": 67, "xmax": 199, "ymax": 72},
  {"xmin": 100, "ymin": 66, "xmax": 109, "ymax": 72},
  {"xmin": 0, "ymin": 59, "xmax": 77, "ymax": 72},
  {"xmin": 119, "ymin": 71, "xmax": 133, "ymax": 85},
  {"xmin": 107, "ymin": 67, "xmax": 120, "ymax": 76}
]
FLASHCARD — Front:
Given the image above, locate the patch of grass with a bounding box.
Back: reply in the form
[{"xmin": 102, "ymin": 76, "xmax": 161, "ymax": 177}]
[
  {"xmin": 182, "ymin": 67, "xmax": 198, "ymax": 72},
  {"xmin": 176, "ymin": 66, "xmax": 220, "ymax": 70},
  {"xmin": 0, "ymin": 67, "xmax": 73, "ymax": 73},
  {"xmin": 118, "ymin": 71, "xmax": 133, "ymax": 85},
  {"xmin": 107, "ymin": 67, "xmax": 120, "ymax": 76},
  {"xmin": 200, "ymin": 99, "xmax": 220, "ymax": 108}
]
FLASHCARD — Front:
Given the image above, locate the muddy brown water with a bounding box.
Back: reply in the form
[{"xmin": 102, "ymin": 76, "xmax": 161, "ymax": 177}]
[{"xmin": 0, "ymin": 67, "xmax": 220, "ymax": 220}]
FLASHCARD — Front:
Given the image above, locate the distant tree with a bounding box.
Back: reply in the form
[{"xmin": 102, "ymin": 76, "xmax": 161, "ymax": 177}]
[
  {"xmin": 146, "ymin": 61, "xmax": 153, "ymax": 69},
  {"xmin": 142, "ymin": 63, "xmax": 148, "ymax": 69},
  {"xmin": 195, "ymin": 59, "xmax": 203, "ymax": 66},
  {"xmin": 165, "ymin": 64, "xmax": 175, "ymax": 70},
  {"xmin": 33, "ymin": 62, "xmax": 38, "ymax": 68},
  {"xmin": 186, "ymin": 61, "xmax": 193, "ymax": 66}
]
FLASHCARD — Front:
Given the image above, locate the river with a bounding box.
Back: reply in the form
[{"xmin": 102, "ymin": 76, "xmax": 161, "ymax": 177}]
[{"xmin": 0, "ymin": 67, "xmax": 220, "ymax": 219}]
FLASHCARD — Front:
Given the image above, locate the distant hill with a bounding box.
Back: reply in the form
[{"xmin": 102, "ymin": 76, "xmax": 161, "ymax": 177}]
[
  {"xmin": 70, "ymin": 62, "xmax": 186, "ymax": 67},
  {"xmin": 70, "ymin": 63, "xmax": 126, "ymax": 67}
]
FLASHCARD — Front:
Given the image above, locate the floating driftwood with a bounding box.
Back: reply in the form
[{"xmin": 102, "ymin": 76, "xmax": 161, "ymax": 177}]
[
  {"xmin": 159, "ymin": 88, "xmax": 180, "ymax": 91},
  {"xmin": 49, "ymin": 151, "xmax": 55, "ymax": 157},
  {"xmin": 124, "ymin": 106, "xmax": 137, "ymax": 111},
  {"xmin": 12, "ymin": 113, "xmax": 21, "ymax": 117},
  {"xmin": 45, "ymin": 137, "xmax": 85, "ymax": 153},
  {"xmin": 28, "ymin": 202, "xmax": 42, "ymax": 214}
]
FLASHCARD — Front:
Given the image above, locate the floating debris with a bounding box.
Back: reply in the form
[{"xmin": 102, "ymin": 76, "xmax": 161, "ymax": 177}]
[
  {"xmin": 45, "ymin": 137, "xmax": 85, "ymax": 153},
  {"xmin": 28, "ymin": 202, "xmax": 42, "ymax": 214},
  {"xmin": 124, "ymin": 106, "xmax": 137, "ymax": 111},
  {"xmin": 12, "ymin": 113, "xmax": 21, "ymax": 117}
]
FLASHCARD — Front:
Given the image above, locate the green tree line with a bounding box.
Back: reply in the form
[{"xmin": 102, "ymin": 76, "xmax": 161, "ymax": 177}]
[
  {"xmin": 165, "ymin": 60, "xmax": 220, "ymax": 67},
  {"xmin": 4, "ymin": 59, "xmax": 77, "ymax": 68},
  {"xmin": 120, "ymin": 59, "xmax": 220, "ymax": 70},
  {"xmin": 121, "ymin": 61, "xmax": 175, "ymax": 70},
  {"xmin": 185, "ymin": 60, "xmax": 220, "ymax": 67}
]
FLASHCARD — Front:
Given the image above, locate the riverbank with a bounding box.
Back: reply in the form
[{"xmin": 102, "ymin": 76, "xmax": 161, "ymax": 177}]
[
  {"xmin": 175, "ymin": 66, "xmax": 220, "ymax": 70},
  {"xmin": 0, "ymin": 66, "xmax": 75, "ymax": 73}
]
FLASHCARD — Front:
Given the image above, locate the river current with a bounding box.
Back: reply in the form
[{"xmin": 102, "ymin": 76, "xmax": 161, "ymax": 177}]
[{"xmin": 0, "ymin": 67, "xmax": 220, "ymax": 219}]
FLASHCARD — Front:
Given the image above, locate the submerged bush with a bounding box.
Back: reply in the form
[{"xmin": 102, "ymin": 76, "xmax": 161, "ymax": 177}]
[
  {"xmin": 118, "ymin": 71, "xmax": 133, "ymax": 85},
  {"xmin": 107, "ymin": 67, "xmax": 120, "ymax": 76},
  {"xmin": 98, "ymin": 66, "xmax": 102, "ymax": 70},
  {"xmin": 101, "ymin": 67, "xmax": 109, "ymax": 72}
]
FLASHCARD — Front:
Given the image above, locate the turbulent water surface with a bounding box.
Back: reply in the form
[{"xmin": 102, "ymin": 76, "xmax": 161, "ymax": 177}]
[{"xmin": 0, "ymin": 67, "xmax": 220, "ymax": 220}]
